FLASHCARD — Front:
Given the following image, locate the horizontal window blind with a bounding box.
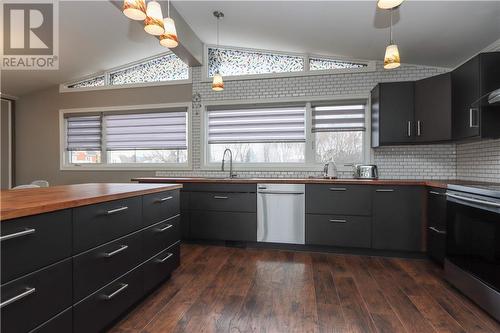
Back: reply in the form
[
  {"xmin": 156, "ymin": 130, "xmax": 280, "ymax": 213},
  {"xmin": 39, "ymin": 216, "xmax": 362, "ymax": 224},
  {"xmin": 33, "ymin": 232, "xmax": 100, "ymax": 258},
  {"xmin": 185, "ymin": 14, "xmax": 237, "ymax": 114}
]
[
  {"xmin": 105, "ymin": 111, "xmax": 187, "ymax": 150},
  {"xmin": 207, "ymin": 106, "xmax": 306, "ymax": 144},
  {"xmin": 312, "ymin": 104, "xmax": 366, "ymax": 132},
  {"xmin": 66, "ymin": 115, "xmax": 102, "ymax": 151}
]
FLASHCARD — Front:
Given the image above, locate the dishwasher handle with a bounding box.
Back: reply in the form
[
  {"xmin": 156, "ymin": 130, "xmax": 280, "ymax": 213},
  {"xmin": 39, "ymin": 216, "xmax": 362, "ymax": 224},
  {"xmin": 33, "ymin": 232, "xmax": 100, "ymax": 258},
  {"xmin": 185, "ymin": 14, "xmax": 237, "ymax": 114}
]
[{"xmin": 257, "ymin": 190, "xmax": 304, "ymax": 195}]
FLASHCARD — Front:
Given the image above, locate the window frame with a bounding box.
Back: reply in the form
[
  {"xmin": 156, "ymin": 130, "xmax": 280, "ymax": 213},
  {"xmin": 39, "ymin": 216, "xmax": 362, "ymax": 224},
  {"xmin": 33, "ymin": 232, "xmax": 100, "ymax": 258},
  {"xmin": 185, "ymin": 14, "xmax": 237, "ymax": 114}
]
[
  {"xmin": 59, "ymin": 52, "xmax": 192, "ymax": 93},
  {"xmin": 201, "ymin": 95, "xmax": 372, "ymax": 172},
  {"xmin": 202, "ymin": 44, "xmax": 376, "ymax": 82},
  {"xmin": 59, "ymin": 102, "xmax": 192, "ymax": 171}
]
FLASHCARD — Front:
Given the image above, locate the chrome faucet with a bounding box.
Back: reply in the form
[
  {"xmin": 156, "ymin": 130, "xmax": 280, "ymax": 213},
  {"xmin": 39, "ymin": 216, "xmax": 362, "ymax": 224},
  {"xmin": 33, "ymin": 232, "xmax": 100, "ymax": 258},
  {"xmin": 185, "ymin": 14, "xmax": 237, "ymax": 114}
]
[{"xmin": 221, "ymin": 148, "xmax": 237, "ymax": 178}]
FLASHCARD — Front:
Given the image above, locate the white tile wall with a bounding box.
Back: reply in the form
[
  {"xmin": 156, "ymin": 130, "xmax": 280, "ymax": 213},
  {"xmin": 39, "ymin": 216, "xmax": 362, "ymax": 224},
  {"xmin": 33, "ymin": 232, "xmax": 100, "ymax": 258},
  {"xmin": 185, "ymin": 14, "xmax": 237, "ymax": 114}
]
[
  {"xmin": 155, "ymin": 61, "xmax": 477, "ymax": 180},
  {"xmin": 456, "ymin": 139, "xmax": 500, "ymax": 182}
]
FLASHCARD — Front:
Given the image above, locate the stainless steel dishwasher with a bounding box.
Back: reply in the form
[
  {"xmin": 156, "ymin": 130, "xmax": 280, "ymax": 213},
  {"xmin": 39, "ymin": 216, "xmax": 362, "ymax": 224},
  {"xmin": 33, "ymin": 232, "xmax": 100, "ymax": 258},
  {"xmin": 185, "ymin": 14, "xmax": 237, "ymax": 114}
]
[{"xmin": 257, "ymin": 184, "xmax": 305, "ymax": 244}]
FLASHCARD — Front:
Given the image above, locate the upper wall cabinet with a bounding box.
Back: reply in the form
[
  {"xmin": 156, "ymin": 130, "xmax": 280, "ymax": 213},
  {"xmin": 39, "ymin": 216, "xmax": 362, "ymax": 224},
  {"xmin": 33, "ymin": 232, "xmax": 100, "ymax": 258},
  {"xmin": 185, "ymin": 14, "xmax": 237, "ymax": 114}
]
[{"xmin": 452, "ymin": 52, "xmax": 500, "ymax": 140}]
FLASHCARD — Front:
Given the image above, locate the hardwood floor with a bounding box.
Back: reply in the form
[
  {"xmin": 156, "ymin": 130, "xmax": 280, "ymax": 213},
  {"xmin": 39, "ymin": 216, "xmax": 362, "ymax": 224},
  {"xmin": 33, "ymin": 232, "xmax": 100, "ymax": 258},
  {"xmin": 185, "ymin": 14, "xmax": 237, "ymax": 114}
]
[{"xmin": 109, "ymin": 244, "xmax": 500, "ymax": 333}]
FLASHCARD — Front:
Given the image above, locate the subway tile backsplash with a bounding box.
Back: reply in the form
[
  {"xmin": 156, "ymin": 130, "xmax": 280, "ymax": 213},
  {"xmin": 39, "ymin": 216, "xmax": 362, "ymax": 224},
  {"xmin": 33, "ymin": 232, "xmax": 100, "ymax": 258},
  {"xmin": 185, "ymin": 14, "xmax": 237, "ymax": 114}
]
[{"xmin": 154, "ymin": 64, "xmax": 497, "ymax": 182}]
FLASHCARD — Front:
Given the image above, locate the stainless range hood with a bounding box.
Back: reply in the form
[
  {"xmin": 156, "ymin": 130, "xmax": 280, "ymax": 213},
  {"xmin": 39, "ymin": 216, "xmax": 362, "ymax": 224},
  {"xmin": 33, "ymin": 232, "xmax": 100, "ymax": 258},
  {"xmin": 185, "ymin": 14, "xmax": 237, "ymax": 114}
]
[
  {"xmin": 472, "ymin": 88, "xmax": 500, "ymax": 107},
  {"xmin": 488, "ymin": 88, "xmax": 500, "ymax": 104}
]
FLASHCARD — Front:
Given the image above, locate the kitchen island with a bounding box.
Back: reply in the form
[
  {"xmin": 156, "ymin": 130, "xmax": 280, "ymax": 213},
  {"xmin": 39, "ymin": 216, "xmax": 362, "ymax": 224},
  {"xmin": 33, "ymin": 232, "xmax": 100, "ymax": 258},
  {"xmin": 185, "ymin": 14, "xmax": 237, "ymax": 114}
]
[{"xmin": 0, "ymin": 183, "xmax": 182, "ymax": 333}]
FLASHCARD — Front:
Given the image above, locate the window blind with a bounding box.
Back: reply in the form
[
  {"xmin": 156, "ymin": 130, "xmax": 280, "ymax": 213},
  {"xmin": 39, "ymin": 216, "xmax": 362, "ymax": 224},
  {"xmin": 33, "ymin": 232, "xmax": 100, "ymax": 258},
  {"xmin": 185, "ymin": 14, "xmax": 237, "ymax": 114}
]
[
  {"xmin": 207, "ymin": 106, "xmax": 306, "ymax": 144},
  {"xmin": 66, "ymin": 114, "xmax": 102, "ymax": 151},
  {"xmin": 312, "ymin": 104, "xmax": 366, "ymax": 132},
  {"xmin": 105, "ymin": 111, "xmax": 187, "ymax": 150}
]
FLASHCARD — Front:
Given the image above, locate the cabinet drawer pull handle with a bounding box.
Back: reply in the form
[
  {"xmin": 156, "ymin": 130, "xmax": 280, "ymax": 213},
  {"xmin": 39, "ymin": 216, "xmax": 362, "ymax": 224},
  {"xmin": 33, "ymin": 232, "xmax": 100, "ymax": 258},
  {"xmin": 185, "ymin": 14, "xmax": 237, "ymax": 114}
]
[
  {"xmin": 0, "ymin": 228, "xmax": 35, "ymax": 242},
  {"xmin": 213, "ymin": 196, "xmax": 228, "ymax": 199},
  {"xmin": 103, "ymin": 283, "xmax": 128, "ymax": 300},
  {"xmin": 0, "ymin": 287, "xmax": 36, "ymax": 309},
  {"xmin": 156, "ymin": 224, "xmax": 173, "ymax": 232},
  {"xmin": 429, "ymin": 226, "xmax": 446, "ymax": 235},
  {"xmin": 156, "ymin": 253, "xmax": 173, "ymax": 263},
  {"xmin": 328, "ymin": 188, "xmax": 346, "ymax": 191},
  {"xmin": 417, "ymin": 120, "xmax": 422, "ymax": 136},
  {"xmin": 469, "ymin": 108, "xmax": 479, "ymax": 128},
  {"xmin": 429, "ymin": 191, "xmax": 444, "ymax": 196},
  {"xmin": 156, "ymin": 196, "xmax": 173, "ymax": 203},
  {"xmin": 329, "ymin": 219, "xmax": 347, "ymax": 223},
  {"xmin": 376, "ymin": 189, "xmax": 394, "ymax": 192},
  {"xmin": 103, "ymin": 245, "xmax": 128, "ymax": 258},
  {"xmin": 407, "ymin": 121, "xmax": 412, "ymax": 137},
  {"xmin": 106, "ymin": 206, "xmax": 128, "ymax": 215}
]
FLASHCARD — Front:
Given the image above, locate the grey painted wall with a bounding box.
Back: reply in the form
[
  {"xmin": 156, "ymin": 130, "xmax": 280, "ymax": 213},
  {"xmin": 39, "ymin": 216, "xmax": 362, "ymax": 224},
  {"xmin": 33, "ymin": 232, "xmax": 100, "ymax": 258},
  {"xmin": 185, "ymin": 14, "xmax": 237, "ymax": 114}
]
[{"xmin": 14, "ymin": 84, "xmax": 192, "ymax": 186}]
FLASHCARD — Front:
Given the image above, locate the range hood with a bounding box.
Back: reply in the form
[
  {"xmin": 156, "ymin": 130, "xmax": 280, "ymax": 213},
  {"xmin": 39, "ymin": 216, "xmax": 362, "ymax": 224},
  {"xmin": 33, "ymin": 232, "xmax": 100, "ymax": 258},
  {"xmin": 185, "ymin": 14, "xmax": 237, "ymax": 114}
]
[{"xmin": 472, "ymin": 88, "xmax": 500, "ymax": 107}]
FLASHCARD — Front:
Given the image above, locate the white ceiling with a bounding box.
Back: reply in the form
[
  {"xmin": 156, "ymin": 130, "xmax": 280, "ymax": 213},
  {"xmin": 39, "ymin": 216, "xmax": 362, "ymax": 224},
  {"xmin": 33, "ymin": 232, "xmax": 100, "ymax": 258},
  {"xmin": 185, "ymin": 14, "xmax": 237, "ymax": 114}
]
[{"xmin": 2, "ymin": 1, "xmax": 500, "ymax": 97}]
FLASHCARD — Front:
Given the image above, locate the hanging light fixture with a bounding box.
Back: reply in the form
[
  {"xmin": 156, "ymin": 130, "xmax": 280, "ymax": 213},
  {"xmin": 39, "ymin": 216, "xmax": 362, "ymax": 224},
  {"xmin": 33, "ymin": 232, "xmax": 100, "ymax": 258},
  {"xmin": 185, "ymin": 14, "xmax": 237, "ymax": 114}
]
[
  {"xmin": 160, "ymin": 0, "xmax": 178, "ymax": 48},
  {"xmin": 384, "ymin": 8, "xmax": 400, "ymax": 69},
  {"xmin": 377, "ymin": 0, "xmax": 404, "ymax": 9},
  {"xmin": 123, "ymin": 0, "xmax": 146, "ymax": 20},
  {"xmin": 144, "ymin": 0, "xmax": 164, "ymax": 36},
  {"xmin": 212, "ymin": 11, "xmax": 224, "ymax": 92}
]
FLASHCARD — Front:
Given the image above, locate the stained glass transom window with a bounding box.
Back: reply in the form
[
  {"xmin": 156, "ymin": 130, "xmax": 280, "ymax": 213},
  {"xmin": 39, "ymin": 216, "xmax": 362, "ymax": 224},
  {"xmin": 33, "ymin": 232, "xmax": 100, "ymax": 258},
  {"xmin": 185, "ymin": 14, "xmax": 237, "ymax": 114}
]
[
  {"xmin": 309, "ymin": 57, "xmax": 367, "ymax": 71},
  {"xmin": 68, "ymin": 76, "xmax": 105, "ymax": 88},
  {"xmin": 208, "ymin": 47, "xmax": 304, "ymax": 77},
  {"xmin": 109, "ymin": 54, "xmax": 189, "ymax": 85}
]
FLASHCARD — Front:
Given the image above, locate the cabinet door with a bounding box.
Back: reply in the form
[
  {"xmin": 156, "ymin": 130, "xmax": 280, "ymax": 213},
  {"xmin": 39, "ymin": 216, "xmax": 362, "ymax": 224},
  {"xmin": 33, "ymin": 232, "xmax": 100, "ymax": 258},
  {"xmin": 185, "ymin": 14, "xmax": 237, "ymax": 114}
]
[
  {"xmin": 452, "ymin": 56, "xmax": 480, "ymax": 140},
  {"xmin": 189, "ymin": 211, "xmax": 257, "ymax": 241},
  {"xmin": 479, "ymin": 52, "xmax": 500, "ymax": 138},
  {"xmin": 372, "ymin": 186, "xmax": 424, "ymax": 252},
  {"xmin": 378, "ymin": 82, "xmax": 415, "ymax": 145},
  {"xmin": 415, "ymin": 73, "xmax": 452, "ymax": 142}
]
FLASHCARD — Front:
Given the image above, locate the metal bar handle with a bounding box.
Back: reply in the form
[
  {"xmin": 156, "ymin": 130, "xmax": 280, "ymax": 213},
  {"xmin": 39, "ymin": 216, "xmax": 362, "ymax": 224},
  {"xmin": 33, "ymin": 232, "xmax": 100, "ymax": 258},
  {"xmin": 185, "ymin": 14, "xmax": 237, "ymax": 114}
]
[
  {"xmin": 106, "ymin": 206, "xmax": 128, "ymax": 215},
  {"xmin": 376, "ymin": 189, "xmax": 395, "ymax": 192},
  {"xmin": 429, "ymin": 190, "xmax": 444, "ymax": 196},
  {"xmin": 0, "ymin": 228, "xmax": 36, "ymax": 242},
  {"xmin": 429, "ymin": 226, "xmax": 446, "ymax": 235},
  {"xmin": 417, "ymin": 120, "xmax": 422, "ymax": 136},
  {"xmin": 103, "ymin": 283, "xmax": 128, "ymax": 300},
  {"xmin": 103, "ymin": 245, "xmax": 129, "ymax": 258},
  {"xmin": 407, "ymin": 121, "xmax": 412, "ymax": 137},
  {"xmin": 469, "ymin": 108, "xmax": 479, "ymax": 128},
  {"xmin": 156, "ymin": 224, "xmax": 173, "ymax": 232},
  {"xmin": 329, "ymin": 219, "xmax": 347, "ymax": 223},
  {"xmin": 156, "ymin": 253, "xmax": 173, "ymax": 263},
  {"xmin": 0, "ymin": 287, "xmax": 36, "ymax": 309},
  {"xmin": 213, "ymin": 196, "xmax": 228, "ymax": 199},
  {"xmin": 329, "ymin": 187, "xmax": 347, "ymax": 191},
  {"xmin": 258, "ymin": 191, "xmax": 304, "ymax": 195},
  {"xmin": 446, "ymin": 193, "xmax": 500, "ymax": 208},
  {"xmin": 156, "ymin": 196, "xmax": 173, "ymax": 203}
]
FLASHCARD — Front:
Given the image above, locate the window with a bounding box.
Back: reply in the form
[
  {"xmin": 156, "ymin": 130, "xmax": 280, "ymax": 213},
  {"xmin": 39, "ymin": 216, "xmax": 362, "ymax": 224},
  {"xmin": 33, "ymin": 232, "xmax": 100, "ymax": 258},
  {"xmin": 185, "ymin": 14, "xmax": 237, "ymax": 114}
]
[
  {"xmin": 204, "ymin": 100, "xmax": 368, "ymax": 169},
  {"xmin": 206, "ymin": 46, "xmax": 373, "ymax": 80},
  {"xmin": 312, "ymin": 103, "xmax": 366, "ymax": 165},
  {"xmin": 64, "ymin": 53, "xmax": 190, "ymax": 90},
  {"xmin": 309, "ymin": 57, "xmax": 367, "ymax": 71},
  {"xmin": 63, "ymin": 105, "xmax": 190, "ymax": 168},
  {"xmin": 206, "ymin": 105, "xmax": 306, "ymax": 164}
]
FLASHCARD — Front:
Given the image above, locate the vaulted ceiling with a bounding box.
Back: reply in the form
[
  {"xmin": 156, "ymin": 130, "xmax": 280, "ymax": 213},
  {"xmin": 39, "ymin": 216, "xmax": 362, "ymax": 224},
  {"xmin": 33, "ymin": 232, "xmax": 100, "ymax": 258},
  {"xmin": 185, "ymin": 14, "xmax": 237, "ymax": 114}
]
[{"xmin": 2, "ymin": 1, "xmax": 499, "ymax": 97}]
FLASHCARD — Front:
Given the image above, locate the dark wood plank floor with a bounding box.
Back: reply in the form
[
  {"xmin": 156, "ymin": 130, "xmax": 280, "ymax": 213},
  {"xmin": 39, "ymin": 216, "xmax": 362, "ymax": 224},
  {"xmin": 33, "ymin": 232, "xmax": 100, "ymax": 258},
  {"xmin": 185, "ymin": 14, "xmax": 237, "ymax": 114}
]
[{"xmin": 109, "ymin": 244, "xmax": 500, "ymax": 333}]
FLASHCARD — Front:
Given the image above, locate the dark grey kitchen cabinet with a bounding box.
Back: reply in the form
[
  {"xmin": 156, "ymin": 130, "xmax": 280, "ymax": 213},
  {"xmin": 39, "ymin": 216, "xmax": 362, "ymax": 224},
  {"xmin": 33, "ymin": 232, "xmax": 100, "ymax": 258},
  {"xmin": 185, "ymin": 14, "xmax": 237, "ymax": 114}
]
[
  {"xmin": 372, "ymin": 186, "xmax": 424, "ymax": 252},
  {"xmin": 189, "ymin": 211, "xmax": 257, "ymax": 242},
  {"xmin": 452, "ymin": 52, "xmax": 500, "ymax": 140},
  {"xmin": 426, "ymin": 188, "xmax": 447, "ymax": 264},
  {"xmin": 305, "ymin": 184, "xmax": 372, "ymax": 216},
  {"xmin": 306, "ymin": 214, "xmax": 371, "ymax": 248},
  {"xmin": 371, "ymin": 82, "xmax": 415, "ymax": 147},
  {"xmin": 415, "ymin": 73, "xmax": 452, "ymax": 142}
]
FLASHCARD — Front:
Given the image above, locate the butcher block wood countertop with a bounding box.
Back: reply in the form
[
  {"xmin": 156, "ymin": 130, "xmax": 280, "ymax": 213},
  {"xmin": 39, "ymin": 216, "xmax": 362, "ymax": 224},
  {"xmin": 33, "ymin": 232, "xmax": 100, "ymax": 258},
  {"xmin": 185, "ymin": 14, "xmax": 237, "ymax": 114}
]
[
  {"xmin": 0, "ymin": 183, "xmax": 182, "ymax": 221},
  {"xmin": 133, "ymin": 177, "xmax": 452, "ymax": 189}
]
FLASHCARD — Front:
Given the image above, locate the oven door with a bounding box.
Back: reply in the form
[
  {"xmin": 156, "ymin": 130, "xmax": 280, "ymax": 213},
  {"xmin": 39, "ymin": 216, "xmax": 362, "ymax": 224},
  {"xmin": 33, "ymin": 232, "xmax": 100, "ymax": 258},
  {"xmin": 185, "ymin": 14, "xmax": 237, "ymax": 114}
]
[{"xmin": 446, "ymin": 191, "xmax": 500, "ymax": 292}]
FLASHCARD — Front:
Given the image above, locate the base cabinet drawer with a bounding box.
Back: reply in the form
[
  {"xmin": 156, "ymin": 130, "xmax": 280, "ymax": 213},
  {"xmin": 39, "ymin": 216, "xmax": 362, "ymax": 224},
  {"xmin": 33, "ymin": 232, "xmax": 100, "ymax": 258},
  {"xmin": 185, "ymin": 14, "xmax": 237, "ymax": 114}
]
[
  {"xmin": 427, "ymin": 226, "xmax": 446, "ymax": 264},
  {"xmin": 1, "ymin": 210, "xmax": 72, "ymax": 284},
  {"xmin": 73, "ymin": 231, "xmax": 143, "ymax": 302},
  {"xmin": 142, "ymin": 215, "xmax": 180, "ymax": 260},
  {"xmin": 73, "ymin": 266, "xmax": 144, "ymax": 333},
  {"xmin": 143, "ymin": 190, "xmax": 180, "ymax": 226},
  {"xmin": 30, "ymin": 307, "xmax": 72, "ymax": 333},
  {"xmin": 306, "ymin": 185, "xmax": 372, "ymax": 216},
  {"xmin": 189, "ymin": 192, "xmax": 257, "ymax": 213},
  {"xmin": 306, "ymin": 214, "xmax": 371, "ymax": 248},
  {"xmin": 73, "ymin": 197, "xmax": 142, "ymax": 253},
  {"xmin": 190, "ymin": 211, "xmax": 257, "ymax": 241},
  {"xmin": 143, "ymin": 243, "xmax": 180, "ymax": 293},
  {"xmin": 1, "ymin": 258, "xmax": 72, "ymax": 333}
]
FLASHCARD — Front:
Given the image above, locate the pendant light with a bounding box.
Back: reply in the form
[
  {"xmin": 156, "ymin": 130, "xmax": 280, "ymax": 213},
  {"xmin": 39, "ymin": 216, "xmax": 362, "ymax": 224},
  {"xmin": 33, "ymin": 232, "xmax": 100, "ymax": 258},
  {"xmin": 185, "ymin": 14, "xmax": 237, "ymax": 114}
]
[
  {"xmin": 212, "ymin": 11, "xmax": 224, "ymax": 92},
  {"xmin": 160, "ymin": 0, "xmax": 179, "ymax": 48},
  {"xmin": 383, "ymin": 8, "xmax": 400, "ymax": 69},
  {"xmin": 144, "ymin": 0, "xmax": 164, "ymax": 36},
  {"xmin": 377, "ymin": 0, "xmax": 404, "ymax": 10},
  {"xmin": 123, "ymin": 0, "xmax": 146, "ymax": 20}
]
